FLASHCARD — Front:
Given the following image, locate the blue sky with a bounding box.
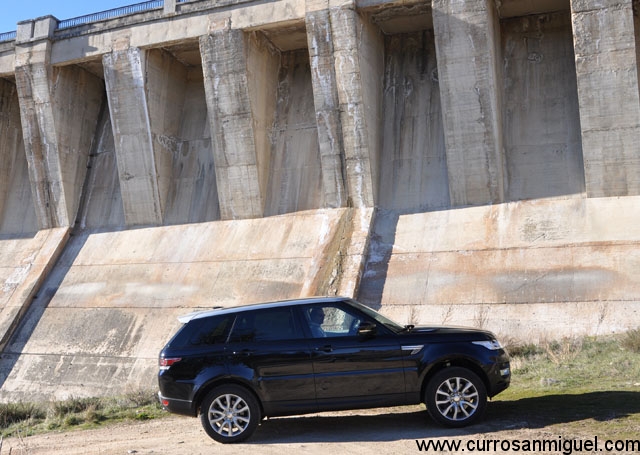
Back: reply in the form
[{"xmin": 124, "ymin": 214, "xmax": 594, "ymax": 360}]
[{"xmin": 0, "ymin": 1, "xmax": 135, "ymax": 33}]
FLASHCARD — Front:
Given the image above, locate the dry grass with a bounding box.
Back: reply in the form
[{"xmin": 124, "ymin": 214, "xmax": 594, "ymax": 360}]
[
  {"xmin": 0, "ymin": 389, "xmax": 163, "ymax": 438},
  {"xmin": 621, "ymin": 328, "xmax": 640, "ymax": 353}
]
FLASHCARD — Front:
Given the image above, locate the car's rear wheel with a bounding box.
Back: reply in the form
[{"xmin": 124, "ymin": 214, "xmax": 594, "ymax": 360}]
[
  {"xmin": 425, "ymin": 367, "xmax": 487, "ymax": 427},
  {"xmin": 200, "ymin": 385, "xmax": 261, "ymax": 443}
]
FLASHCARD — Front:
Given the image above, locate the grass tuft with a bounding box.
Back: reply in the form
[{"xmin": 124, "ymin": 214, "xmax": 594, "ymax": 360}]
[
  {"xmin": 621, "ymin": 328, "xmax": 640, "ymax": 353},
  {"xmin": 52, "ymin": 396, "xmax": 102, "ymax": 418},
  {"xmin": 0, "ymin": 402, "xmax": 45, "ymax": 428}
]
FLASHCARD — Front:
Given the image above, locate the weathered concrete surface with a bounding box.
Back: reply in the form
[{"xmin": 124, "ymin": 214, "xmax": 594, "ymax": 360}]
[
  {"xmin": 432, "ymin": 0, "xmax": 506, "ymax": 206},
  {"xmin": 15, "ymin": 28, "xmax": 103, "ymax": 229},
  {"xmin": 265, "ymin": 50, "xmax": 323, "ymax": 215},
  {"xmin": 571, "ymin": 0, "xmax": 640, "ymax": 197},
  {"xmin": 75, "ymin": 106, "xmax": 125, "ymax": 230},
  {"xmin": 0, "ymin": 209, "xmax": 373, "ymax": 401},
  {"xmin": 200, "ymin": 29, "xmax": 275, "ymax": 219},
  {"xmin": 103, "ymin": 48, "xmax": 167, "ymax": 226},
  {"xmin": 0, "ymin": 78, "xmax": 37, "ymax": 234},
  {"xmin": 306, "ymin": 6, "xmax": 346, "ymax": 209},
  {"xmin": 331, "ymin": 2, "xmax": 380, "ymax": 208},
  {"xmin": 502, "ymin": 12, "xmax": 585, "ymax": 201},
  {"xmin": 48, "ymin": 0, "xmax": 305, "ymax": 65},
  {"xmin": 1, "ymin": 0, "xmax": 640, "ymax": 403},
  {"xmin": 0, "ymin": 46, "xmax": 14, "ymax": 77},
  {"xmin": 359, "ymin": 196, "xmax": 640, "ymax": 341},
  {"xmin": 379, "ymin": 30, "xmax": 448, "ymax": 212},
  {"xmin": 163, "ymin": 68, "xmax": 221, "ymax": 225},
  {"xmin": 0, "ymin": 228, "xmax": 68, "ymax": 351}
]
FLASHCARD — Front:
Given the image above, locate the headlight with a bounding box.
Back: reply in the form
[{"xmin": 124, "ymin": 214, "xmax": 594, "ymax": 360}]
[{"xmin": 472, "ymin": 340, "xmax": 503, "ymax": 350}]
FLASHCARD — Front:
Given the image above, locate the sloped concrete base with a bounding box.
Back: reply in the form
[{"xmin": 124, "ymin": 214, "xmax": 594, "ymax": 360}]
[
  {"xmin": 0, "ymin": 229, "xmax": 69, "ymax": 350},
  {"xmin": 0, "ymin": 209, "xmax": 373, "ymax": 401},
  {"xmin": 360, "ymin": 196, "xmax": 640, "ymax": 341}
]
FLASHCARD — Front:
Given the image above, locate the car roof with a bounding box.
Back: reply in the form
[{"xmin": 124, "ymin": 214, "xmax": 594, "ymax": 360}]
[{"xmin": 177, "ymin": 296, "xmax": 350, "ymax": 323}]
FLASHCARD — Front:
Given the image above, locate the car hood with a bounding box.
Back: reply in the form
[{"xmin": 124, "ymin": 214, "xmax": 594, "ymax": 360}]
[{"xmin": 400, "ymin": 325, "xmax": 497, "ymax": 341}]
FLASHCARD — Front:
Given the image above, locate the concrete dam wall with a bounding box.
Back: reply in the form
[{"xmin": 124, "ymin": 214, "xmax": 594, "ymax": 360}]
[{"xmin": 0, "ymin": 0, "xmax": 639, "ymax": 400}]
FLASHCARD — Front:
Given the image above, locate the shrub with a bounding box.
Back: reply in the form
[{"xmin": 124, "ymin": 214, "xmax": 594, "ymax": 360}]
[
  {"xmin": 543, "ymin": 337, "xmax": 583, "ymax": 365},
  {"xmin": 124, "ymin": 389, "xmax": 156, "ymax": 407},
  {"xmin": 505, "ymin": 342, "xmax": 542, "ymax": 358},
  {"xmin": 0, "ymin": 402, "xmax": 45, "ymax": 428},
  {"xmin": 51, "ymin": 396, "xmax": 102, "ymax": 418},
  {"xmin": 621, "ymin": 328, "xmax": 640, "ymax": 353}
]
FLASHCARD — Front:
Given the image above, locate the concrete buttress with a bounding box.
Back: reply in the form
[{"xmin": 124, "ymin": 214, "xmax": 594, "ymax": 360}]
[
  {"xmin": 200, "ymin": 29, "xmax": 273, "ymax": 220},
  {"xmin": 432, "ymin": 0, "xmax": 506, "ymax": 206},
  {"xmin": 330, "ymin": 1, "xmax": 381, "ymax": 208},
  {"xmin": 571, "ymin": 0, "xmax": 640, "ymax": 197},
  {"xmin": 103, "ymin": 47, "xmax": 187, "ymax": 226},
  {"xmin": 306, "ymin": 3, "xmax": 347, "ymax": 209},
  {"xmin": 14, "ymin": 17, "xmax": 103, "ymax": 229}
]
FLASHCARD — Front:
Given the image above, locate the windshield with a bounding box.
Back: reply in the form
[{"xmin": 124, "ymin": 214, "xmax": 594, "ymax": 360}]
[{"xmin": 346, "ymin": 299, "xmax": 405, "ymax": 333}]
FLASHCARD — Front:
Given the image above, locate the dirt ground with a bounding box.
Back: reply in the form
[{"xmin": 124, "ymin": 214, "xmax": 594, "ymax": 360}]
[{"xmin": 0, "ymin": 405, "xmax": 600, "ymax": 455}]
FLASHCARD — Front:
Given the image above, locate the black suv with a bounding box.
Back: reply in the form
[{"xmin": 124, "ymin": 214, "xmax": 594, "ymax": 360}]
[{"xmin": 158, "ymin": 297, "xmax": 510, "ymax": 443}]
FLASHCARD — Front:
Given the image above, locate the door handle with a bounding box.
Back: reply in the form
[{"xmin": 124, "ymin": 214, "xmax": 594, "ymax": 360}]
[{"xmin": 315, "ymin": 345, "xmax": 333, "ymax": 353}]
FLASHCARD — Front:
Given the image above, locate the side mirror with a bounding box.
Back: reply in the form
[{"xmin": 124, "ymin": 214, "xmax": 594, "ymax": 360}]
[{"xmin": 358, "ymin": 321, "xmax": 377, "ymax": 337}]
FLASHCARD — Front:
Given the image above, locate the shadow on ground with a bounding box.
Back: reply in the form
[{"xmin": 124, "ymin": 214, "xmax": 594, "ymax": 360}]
[{"xmin": 248, "ymin": 391, "xmax": 640, "ymax": 444}]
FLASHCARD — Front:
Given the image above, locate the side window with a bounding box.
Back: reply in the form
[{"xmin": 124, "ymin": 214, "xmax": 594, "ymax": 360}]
[
  {"xmin": 169, "ymin": 315, "xmax": 233, "ymax": 347},
  {"xmin": 304, "ymin": 305, "xmax": 362, "ymax": 338},
  {"xmin": 229, "ymin": 308, "xmax": 303, "ymax": 342}
]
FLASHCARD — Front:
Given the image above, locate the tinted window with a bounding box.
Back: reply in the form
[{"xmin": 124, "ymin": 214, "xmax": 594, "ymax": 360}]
[
  {"xmin": 169, "ymin": 315, "xmax": 233, "ymax": 347},
  {"xmin": 304, "ymin": 304, "xmax": 362, "ymax": 338},
  {"xmin": 229, "ymin": 307, "xmax": 303, "ymax": 342}
]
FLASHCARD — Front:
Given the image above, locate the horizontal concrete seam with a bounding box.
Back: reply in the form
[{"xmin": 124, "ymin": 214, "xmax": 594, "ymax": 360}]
[
  {"xmin": 386, "ymin": 241, "xmax": 640, "ymax": 255},
  {"xmin": 571, "ymin": 5, "xmax": 628, "ymax": 15},
  {"xmin": 580, "ymin": 125, "xmax": 640, "ymax": 133},
  {"xmin": 58, "ymin": 257, "xmax": 319, "ymax": 266}
]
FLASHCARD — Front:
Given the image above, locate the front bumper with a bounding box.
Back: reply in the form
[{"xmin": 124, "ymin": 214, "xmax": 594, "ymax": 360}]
[{"xmin": 487, "ymin": 357, "xmax": 511, "ymax": 397}]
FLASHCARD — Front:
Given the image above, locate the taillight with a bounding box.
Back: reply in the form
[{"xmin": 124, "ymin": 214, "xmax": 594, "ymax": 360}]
[{"xmin": 159, "ymin": 357, "xmax": 182, "ymax": 370}]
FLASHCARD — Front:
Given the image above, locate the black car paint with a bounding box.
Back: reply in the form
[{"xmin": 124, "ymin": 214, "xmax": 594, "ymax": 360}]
[{"xmin": 158, "ymin": 297, "xmax": 510, "ymax": 421}]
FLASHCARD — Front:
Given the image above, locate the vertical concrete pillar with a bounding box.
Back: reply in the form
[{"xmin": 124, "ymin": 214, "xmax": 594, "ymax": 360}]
[
  {"xmin": 306, "ymin": 1, "xmax": 346, "ymax": 208},
  {"xmin": 200, "ymin": 29, "xmax": 270, "ymax": 219},
  {"xmin": 14, "ymin": 18, "xmax": 62, "ymax": 229},
  {"xmin": 103, "ymin": 47, "xmax": 186, "ymax": 226},
  {"xmin": 432, "ymin": 0, "xmax": 505, "ymax": 206},
  {"xmin": 146, "ymin": 49, "xmax": 187, "ymax": 222},
  {"xmin": 330, "ymin": 0, "xmax": 381, "ymax": 208},
  {"xmin": 571, "ymin": 0, "xmax": 640, "ymax": 197},
  {"xmin": 14, "ymin": 16, "xmax": 103, "ymax": 229}
]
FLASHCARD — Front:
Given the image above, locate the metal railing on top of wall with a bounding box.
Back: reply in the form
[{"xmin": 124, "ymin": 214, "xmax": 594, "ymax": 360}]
[
  {"xmin": 0, "ymin": 0, "xmax": 198, "ymax": 41},
  {"xmin": 57, "ymin": 0, "xmax": 164, "ymax": 30},
  {"xmin": 0, "ymin": 31, "xmax": 17, "ymax": 43}
]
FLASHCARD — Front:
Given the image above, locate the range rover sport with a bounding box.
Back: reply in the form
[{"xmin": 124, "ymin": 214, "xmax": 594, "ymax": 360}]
[{"xmin": 158, "ymin": 297, "xmax": 510, "ymax": 443}]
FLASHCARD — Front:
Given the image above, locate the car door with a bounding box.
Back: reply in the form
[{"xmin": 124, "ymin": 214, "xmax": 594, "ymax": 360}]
[
  {"xmin": 225, "ymin": 306, "xmax": 316, "ymax": 416},
  {"xmin": 301, "ymin": 302, "xmax": 407, "ymax": 410}
]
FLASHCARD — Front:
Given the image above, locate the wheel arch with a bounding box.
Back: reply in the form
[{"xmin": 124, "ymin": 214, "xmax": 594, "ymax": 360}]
[
  {"xmin": 420, "ymin": 357, "xmax": 491, "ymax": 403},
  {"xmin": 193, "ymin": 378, "xmax": 264, "ymax": 417}
]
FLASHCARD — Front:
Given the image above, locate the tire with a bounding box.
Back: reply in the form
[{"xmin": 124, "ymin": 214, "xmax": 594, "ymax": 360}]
[
  {"xmin": 200, "ymin": 385, "xmax": 261, "ymax": 443},
  {"xmin": 425, "ymin": 367, "xmax": 487, "ymax": 427}
]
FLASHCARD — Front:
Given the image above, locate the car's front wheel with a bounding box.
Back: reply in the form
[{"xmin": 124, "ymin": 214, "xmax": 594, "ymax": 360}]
[
  {"xmin": 200, "ymin": 385, "xmax": 261, "ymax": 443},
  {"xmin": 425, "ymin": 367, "xmax": 487, "ymax": 427}
]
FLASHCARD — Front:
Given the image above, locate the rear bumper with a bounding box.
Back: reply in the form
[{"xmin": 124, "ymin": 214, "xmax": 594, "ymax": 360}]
[{"xmin": 157, "ymin": 391, "xmax": 195, "ymax": 417}]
